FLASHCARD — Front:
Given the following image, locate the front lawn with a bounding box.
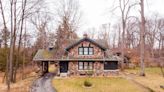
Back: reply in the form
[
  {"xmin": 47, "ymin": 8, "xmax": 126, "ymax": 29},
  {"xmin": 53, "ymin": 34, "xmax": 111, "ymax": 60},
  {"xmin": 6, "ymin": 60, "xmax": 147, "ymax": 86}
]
[
  {"xmin": 125, "ymin": 67, "xmax": 163, "ymax": 75},
  {"xmin": 52, "ymin": 77, "xmax": 145, "ymax": 92},
  {"xmin": 125, "ymin": 67, "xmax": 164, "ymax": 92}
]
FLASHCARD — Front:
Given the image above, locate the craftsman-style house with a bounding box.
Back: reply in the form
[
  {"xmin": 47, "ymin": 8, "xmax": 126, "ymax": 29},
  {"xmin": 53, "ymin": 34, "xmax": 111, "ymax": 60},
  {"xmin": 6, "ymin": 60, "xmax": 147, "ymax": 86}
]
[{"xmin": 33, "ymin": 34, "xmax": 120, "ymax": 76}]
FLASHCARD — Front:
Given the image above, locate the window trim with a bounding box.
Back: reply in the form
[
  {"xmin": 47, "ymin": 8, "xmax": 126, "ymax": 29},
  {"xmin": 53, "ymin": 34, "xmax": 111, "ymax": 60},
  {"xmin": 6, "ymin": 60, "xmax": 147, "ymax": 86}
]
[{"xmin": 78, "ymin": 47, "xmax": 94, "ymax": 55}]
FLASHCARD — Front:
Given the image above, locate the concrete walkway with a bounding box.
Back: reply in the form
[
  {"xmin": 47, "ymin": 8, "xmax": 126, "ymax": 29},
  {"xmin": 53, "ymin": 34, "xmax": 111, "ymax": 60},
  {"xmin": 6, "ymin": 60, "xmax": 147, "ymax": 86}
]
[{"xmin": 30, "ymin": 73, "xmax": 56, "ymax": 92}]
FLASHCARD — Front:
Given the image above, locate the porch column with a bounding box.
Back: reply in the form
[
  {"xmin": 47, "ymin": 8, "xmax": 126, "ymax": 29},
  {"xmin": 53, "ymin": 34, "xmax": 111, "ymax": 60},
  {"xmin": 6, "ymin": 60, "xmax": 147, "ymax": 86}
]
[{"xmin": 42, "ymin": 61, "xmax": 49, "ymax": 74}]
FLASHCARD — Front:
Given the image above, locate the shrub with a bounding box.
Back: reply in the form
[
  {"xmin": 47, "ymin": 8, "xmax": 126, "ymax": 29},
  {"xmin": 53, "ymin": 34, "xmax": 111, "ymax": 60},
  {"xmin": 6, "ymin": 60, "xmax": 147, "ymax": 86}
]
[{"xmin": 84, "ymin": 80, "xmax": 92, "ymax": 87}]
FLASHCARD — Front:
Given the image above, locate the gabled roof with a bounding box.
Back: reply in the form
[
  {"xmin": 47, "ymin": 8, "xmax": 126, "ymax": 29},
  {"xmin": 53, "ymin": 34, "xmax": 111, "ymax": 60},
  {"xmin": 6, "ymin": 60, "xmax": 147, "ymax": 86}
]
[{"xmin": 65, "ymin": 37, "xmax": 107, "ymax": 51}]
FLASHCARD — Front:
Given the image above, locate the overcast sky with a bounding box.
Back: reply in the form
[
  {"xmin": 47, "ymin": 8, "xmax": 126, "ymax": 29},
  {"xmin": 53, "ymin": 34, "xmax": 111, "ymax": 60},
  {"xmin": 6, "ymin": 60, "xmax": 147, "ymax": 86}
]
[
  {"xmin": 24, "ymin": 0, "xmax": 164, "ymax": 37},
  {"xmin": 76, "ymin": 0, "xmax": 164, "ymax": 34}
]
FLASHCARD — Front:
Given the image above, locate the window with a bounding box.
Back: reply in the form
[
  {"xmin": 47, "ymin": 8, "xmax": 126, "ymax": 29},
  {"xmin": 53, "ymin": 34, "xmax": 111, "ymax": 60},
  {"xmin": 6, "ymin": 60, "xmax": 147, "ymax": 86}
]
[
  {"xmin": 84, "ymin": 62, "xmax": 88, "ymax": 69},
  {"xmin": 84, "ymin": 47, "xmax": 88, "ymax": 55},
  {"xmin": 79, "ymin": 62, "xmax": 83, "ymax": 70},
  {"xmin": 78, "ymin": 61, "xmax": 93, "ymax": 70},
  {"xmin": 78, "ymin": 47, "xmax": 94, "ymax": 55},
  {"xmin": 89, "ymin": 62, "xmax": 93, "ymax": 69},
  {"xmin": 79, "ymin": 47, "xmax": 83, "ymax": 55},
  {"xmin": 104, "ymin": 61, "xmax": 118, "ymax": 70},
  {"xmin": 89, "ymin": 47, "xmax": 93, "ymax": 55}
]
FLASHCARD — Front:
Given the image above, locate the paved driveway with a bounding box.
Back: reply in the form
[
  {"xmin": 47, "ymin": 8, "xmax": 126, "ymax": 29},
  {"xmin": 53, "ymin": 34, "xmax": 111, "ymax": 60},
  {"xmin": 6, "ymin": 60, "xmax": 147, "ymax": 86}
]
[{"xmin": 30, "ymin": 73, "xmax": 56, "ymax": 92}]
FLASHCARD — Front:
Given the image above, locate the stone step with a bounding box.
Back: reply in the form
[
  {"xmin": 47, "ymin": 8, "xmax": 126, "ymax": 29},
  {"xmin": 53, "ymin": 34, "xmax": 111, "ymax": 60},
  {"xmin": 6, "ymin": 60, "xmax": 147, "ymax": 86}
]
[{"xmin": 60, "ymin": 73, "xmax": 68, "ymax": 77}]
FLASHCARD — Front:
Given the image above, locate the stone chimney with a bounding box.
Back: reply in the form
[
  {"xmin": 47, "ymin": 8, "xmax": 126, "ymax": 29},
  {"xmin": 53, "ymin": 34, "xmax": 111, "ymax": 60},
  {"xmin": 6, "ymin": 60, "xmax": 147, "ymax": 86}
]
[{"xmin": 83, "ymin": 33, "xmax": 88, "ymax": 38}]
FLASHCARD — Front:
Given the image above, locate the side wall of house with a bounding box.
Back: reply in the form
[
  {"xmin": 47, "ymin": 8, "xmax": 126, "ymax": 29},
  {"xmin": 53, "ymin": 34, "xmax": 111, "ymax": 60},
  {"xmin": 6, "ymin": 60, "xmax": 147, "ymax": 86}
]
[
  {"xmin": 68, "ymin": 61, "xmax": 119, "ymax": 76},
  {"xmin": 68, "ymin": 41, "xmax": 104, "ymax": 59}
]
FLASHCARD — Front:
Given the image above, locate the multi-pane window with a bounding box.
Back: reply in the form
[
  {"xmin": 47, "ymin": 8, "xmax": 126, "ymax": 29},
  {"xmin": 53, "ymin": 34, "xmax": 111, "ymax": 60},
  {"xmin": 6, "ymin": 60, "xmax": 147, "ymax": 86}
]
[
  {"xmin": 78, "ymin": 47, "xmax": 94, "ymax": 55},
  {"xmin": 79, "ymin": 47, "xmax": 83, "ymax": 55},
  {"xmin": 78, "ymin": 61, "xmax": 93, "ymax": 70}
]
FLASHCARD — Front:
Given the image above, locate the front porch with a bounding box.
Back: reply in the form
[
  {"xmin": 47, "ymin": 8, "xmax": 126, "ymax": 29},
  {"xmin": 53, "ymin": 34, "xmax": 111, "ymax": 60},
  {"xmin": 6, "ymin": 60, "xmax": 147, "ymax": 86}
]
[{"xmin": 38, "ymin": 59, "xmax": 119, "ymax": 77}]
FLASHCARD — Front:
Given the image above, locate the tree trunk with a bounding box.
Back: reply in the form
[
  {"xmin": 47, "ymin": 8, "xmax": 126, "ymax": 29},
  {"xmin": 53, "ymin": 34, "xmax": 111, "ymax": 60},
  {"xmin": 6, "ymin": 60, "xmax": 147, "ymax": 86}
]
[
  {"xmin": 159, "ymin": 33, "xmax": 164, "ymax": 77},
  {"xmin": 140, "ymin": 0, "xmax": 145, "ymax": 76},
  {"xmin": 121, "ymin": 14, "xmax": 126, "ymax": 70},
  {"xmin": 8, "ymin": 0, "xmax": 14, "ymax": 89},
  {"xmin": 11, "ymin": 0, "xmax": 17, "ymax": 83},
  {"xmin": 13, "ymin": 0, "xmax": 27, "ymax": 82}
]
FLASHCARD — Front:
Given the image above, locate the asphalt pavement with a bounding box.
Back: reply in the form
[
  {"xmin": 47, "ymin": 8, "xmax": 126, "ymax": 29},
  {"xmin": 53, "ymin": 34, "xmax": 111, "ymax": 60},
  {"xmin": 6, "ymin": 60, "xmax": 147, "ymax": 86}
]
[{"xmin": 30, "ymin": 73, "xmax": 56, "ymax": 92}]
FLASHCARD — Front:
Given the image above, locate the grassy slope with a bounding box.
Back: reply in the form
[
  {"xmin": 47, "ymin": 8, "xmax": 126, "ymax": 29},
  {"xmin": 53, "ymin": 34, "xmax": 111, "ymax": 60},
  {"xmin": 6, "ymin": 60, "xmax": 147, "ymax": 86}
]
[
  {"xmin": 125, "ymin": 67, "xmax": 164, "ymax": 92},
  {"xmin": 53, "ymin": 77, "xmax": 145, "ymax": 92}
]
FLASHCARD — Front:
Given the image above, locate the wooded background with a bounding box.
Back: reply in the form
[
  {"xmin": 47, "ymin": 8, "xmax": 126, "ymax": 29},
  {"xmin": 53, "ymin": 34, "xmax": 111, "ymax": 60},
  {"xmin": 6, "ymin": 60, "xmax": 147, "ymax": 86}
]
[{"xmin": 0, "ymin": 0, "xmax": 163, "ymax": 90}]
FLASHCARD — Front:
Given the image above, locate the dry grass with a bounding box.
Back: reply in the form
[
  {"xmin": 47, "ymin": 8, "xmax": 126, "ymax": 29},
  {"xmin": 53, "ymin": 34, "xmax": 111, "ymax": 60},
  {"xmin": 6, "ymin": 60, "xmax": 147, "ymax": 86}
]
[
  {"xmin": 0, "ymin": 66, "xmax": 38, "ymax": 92},
  {"xmin": 125, "ymin": 67, "xmax": 164, "ymax": 92},
  {"xmin": 52, "ymin": 77, "xmax": 145, "ymax": 92},
  {"xmin": 0, "ymin": 75, "xmax": 36, "ymax": 92}
]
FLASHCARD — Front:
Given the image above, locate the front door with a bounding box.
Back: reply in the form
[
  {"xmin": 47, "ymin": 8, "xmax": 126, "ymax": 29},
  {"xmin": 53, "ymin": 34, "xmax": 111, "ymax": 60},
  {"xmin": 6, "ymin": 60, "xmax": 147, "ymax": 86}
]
[{"xmin": 60, "ymin": 61, "xmax": 68, "ymax": 73}]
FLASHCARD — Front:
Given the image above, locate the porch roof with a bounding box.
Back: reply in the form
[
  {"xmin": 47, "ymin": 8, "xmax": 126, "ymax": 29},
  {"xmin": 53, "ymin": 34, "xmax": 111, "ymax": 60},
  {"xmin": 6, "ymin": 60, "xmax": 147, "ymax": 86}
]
[
  {"xmin": 34, "ymin": 53, "xmax": 120, "ymax": 62},
  {"xmin": 33, "ymin": 58, "xmax": 119, "ymax": 62},
  {"xmin": 33, "ymin": 49, "xmax": 121, "ymax": 62}
]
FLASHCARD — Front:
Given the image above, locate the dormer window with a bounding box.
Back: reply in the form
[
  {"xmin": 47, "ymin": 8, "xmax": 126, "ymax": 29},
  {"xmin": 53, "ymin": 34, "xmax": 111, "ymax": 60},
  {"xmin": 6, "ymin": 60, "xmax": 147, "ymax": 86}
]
[{"xmin": 78, "ymin": 47, "xmax": 94, "ymax": 55}]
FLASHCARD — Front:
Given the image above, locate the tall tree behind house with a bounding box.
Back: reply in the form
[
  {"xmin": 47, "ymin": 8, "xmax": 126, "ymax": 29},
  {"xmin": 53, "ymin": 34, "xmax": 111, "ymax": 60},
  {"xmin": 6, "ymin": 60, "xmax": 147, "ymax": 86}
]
[
  {"xmin": 111, "ymin": 0, "xmax": 138, "ymax": 70},
  {"xmin": 31, "ymin": 10, "xmax": 51, "ymax": 50},
  {"xmin": 54, "ymin": 0, "xmax": 81, "ymax": 57}
]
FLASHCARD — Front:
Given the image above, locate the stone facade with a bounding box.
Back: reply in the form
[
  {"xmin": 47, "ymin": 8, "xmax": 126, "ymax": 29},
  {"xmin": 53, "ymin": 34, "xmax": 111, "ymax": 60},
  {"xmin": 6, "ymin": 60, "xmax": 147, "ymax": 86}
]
[
  {"xmin": 59, "ymin": 38, "xmax": 119, "ymax": 76},
  {"xmin": 68, "ymin": 61, "xmax": 119, "ymax": 76}
]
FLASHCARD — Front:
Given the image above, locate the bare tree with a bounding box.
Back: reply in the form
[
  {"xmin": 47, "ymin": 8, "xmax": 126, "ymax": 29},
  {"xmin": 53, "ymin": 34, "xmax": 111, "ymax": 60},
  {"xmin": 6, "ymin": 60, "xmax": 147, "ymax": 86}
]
[
  {"xmin": 0, "ymin": 0, "xmax": 46, "ymax": 89},
  {"xmin": 98, "ymin": 24, "xmax": 110, "ymax": 48},
  {"xmin": 31, "ymin": 11, "xmax": 51, "ymax": 49},
  {"xmin": 112, "ymin": 0, "xmax": 138, "ymax": 70},
  {"xmin": 145, "ymin": 15, "xmax": 159, "ymax": 59},
  {"xmin": 139, "ymin": 0, "xmax": 146, "ymax": 76},
  {"xmin": 54, "ymin": 0, "xmax": 81, "ymax": 58},
  {"xmin": 8, "ymin": 0, "xmax": 14, "ymax": 89},
  {"xmin": 55, "ymin": 0, "xmax": 82, "ymax": 39},
  {"xmin": 156, "ymin": 18, "xmax": 164, "ymax": 77},
  {"xmin": 0, "ymin": 0, "xmax": 10, "ymax": 84},
  {"xmin": 13, "ymin": 0, "xmax": 27, "ymax": 82}
]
